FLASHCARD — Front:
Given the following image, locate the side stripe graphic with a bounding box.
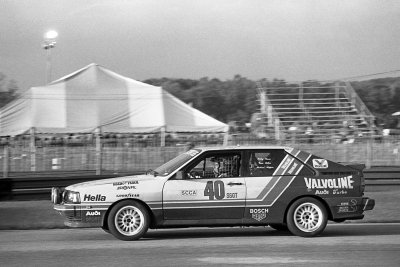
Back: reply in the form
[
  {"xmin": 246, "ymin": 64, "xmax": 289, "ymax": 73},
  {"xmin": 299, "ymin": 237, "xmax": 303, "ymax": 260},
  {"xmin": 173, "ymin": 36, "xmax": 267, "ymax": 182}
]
[
  {"xmin": 161, "ymin": 150, "xmax": 312, "ymax": 210},
  {"xmin": 247, "ymin": 150, "xmax": 311, "ymax": 207}
]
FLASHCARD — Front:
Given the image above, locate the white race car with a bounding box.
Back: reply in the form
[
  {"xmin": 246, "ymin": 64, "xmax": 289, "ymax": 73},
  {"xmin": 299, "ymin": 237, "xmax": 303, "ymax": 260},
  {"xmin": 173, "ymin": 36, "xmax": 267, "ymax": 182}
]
[{"xmin": 51, "ymin": 146, "xmax": 375, "ymax": 240}]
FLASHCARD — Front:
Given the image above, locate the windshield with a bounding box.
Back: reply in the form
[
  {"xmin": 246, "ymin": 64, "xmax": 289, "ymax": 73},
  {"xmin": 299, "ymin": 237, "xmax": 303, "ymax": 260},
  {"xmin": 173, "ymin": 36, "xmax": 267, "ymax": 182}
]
[{"xmin": 153, "ymin": 149, "xmax": 201, "ymax": 176}]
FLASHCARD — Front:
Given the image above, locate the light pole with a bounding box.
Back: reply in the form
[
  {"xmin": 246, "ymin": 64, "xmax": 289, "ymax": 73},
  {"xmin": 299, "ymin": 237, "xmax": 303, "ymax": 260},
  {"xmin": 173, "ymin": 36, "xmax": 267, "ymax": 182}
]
[{"xmin": 43, "ymin": 30, "xmax": 58, "ymax": 84}]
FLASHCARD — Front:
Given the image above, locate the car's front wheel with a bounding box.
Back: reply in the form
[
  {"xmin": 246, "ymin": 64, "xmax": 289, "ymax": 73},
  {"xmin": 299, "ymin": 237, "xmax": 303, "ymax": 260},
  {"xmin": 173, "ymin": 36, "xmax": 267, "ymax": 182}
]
[
  {"xmin": 286, "ymin": 197, "xmax": 327, "ymax": 237},
  {"xmin": 107, "ymin": 200, "xmax": 150, "ymax": 241}
]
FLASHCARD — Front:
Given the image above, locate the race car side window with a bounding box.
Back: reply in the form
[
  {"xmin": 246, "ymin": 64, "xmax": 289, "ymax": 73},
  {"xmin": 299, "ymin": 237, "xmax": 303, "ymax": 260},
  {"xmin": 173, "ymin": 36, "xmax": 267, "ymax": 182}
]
[
  {"xmin": 248, "ymin": 149, "xmax": 286, "ymax": 177},
  {"xmin": 185, "ymin": 153, "xmax": 241, "ymax": 179}
]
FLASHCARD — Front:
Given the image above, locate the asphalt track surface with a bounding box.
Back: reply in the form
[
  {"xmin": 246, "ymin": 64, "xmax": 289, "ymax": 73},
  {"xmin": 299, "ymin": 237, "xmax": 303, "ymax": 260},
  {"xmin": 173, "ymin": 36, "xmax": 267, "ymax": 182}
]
[{"xmin": 1, "ymin": 223, "xmax": 400, "ymax": 267}]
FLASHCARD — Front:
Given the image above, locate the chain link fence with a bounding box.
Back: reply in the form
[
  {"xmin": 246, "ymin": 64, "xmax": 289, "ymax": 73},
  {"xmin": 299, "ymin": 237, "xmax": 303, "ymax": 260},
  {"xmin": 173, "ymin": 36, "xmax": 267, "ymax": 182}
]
[{"xmin": 0, "ymin": 134, "xmax": 399, "ymax": 177}]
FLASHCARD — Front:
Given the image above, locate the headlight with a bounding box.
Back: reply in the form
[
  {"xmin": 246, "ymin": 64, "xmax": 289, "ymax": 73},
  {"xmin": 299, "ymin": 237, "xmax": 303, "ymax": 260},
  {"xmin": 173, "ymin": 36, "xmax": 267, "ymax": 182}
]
[{"xmin": 63, "ymin": 190, "xmax": 81, "ymax": 204}]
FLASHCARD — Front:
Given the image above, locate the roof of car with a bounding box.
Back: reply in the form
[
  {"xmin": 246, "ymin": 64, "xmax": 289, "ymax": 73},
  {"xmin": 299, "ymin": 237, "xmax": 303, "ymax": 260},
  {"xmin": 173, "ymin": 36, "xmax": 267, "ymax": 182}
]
[{"xmin": 194, "ymin": 145, "xmax": 293, "ymax": 152}]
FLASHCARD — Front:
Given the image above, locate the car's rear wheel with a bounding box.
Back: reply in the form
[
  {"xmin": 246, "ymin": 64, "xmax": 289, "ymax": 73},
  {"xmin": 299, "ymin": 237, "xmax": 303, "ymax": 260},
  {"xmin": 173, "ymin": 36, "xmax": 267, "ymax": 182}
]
[
  {"xmin": 286, "ymin": 197, "xmax": 327, "ymax": 237},
  {"xmin": 107, "ymin": 200, "xmax": 149, "ymax": 241}
]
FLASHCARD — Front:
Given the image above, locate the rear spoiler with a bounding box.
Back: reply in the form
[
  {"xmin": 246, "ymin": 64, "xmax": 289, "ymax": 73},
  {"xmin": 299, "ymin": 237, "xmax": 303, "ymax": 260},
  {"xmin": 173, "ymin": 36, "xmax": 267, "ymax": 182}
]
[{"xmin": 339, "ymin": 162, "xmax": 366, "ymax": 172}]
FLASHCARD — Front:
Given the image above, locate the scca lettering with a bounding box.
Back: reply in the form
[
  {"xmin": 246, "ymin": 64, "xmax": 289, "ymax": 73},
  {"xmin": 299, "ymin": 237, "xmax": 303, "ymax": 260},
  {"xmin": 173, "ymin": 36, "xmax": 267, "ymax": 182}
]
[
  {"xmin": 304, "ymin": 176, "xmax": 354, "ymax": 189},
  {"xmin": 250, "ymin": 208, "xmax": 269, "ymax": 214},
  {"xmin": 84, "ymin": 194, "xmax": 106, "ymax": 202},
  {"xmin": 86, "ymin": 211, "xmax": 101, "ymax": 216},
  {"xmin": 181, "ymin": 190, "xmax": 197, "ymax": 196}
]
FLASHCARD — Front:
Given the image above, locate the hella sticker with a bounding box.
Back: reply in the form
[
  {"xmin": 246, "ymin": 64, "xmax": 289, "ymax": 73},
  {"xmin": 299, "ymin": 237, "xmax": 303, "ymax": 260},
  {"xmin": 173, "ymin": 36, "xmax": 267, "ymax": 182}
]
[{"xmin": 312, "ymin": 159, "xmax": 328, "ymax": 169}]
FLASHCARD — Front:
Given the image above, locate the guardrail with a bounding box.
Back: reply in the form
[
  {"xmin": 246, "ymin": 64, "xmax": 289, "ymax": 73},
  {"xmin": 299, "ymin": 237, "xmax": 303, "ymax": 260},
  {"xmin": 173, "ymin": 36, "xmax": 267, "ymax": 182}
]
[
  {"xmin": 363, "ymin": 167, "xmax": 400, "ymax": 185},
  {"xmin": 0, "ymin": 167, "xmax": 399, "ymax": 201},
  {"xmin": 0, "ymin": 170, "xmax": 141, "ymax": 201}
]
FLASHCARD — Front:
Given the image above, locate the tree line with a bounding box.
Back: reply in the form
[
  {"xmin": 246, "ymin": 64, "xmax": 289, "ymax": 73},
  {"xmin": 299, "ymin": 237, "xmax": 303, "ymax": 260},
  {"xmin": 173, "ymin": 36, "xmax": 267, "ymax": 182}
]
[
  {"xmin": 1, "ymin": 72, "xmax": 399, "ymax": 129},
  {"xmin": 144, "ymin": 76, "xmax": 400, "ymax": 129}
]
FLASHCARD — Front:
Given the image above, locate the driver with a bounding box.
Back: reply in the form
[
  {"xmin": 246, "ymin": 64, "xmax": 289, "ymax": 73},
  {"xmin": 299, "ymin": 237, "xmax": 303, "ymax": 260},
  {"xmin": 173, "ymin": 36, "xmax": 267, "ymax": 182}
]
[{"xmin": 213, "ymin": 157, "xmax": 231, "ymax": 178}]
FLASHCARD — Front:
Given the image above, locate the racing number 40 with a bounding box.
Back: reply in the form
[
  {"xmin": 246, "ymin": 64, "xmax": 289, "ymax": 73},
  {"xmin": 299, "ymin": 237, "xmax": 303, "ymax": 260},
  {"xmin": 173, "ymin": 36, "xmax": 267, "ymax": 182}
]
[{"xmin": 204, "ymin": 180, "xmax": 225, "ymax": 200}]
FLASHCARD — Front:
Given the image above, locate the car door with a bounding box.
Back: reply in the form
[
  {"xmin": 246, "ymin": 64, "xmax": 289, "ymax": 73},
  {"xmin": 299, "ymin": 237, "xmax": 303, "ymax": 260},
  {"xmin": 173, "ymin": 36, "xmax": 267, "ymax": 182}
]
[
  {"xmin": 163, "ymin": 151, "xmax": 246, "ymax": 221},
  {"xmin": 243, "ymin": 148, "xmax": 313, "ymax": 223}
]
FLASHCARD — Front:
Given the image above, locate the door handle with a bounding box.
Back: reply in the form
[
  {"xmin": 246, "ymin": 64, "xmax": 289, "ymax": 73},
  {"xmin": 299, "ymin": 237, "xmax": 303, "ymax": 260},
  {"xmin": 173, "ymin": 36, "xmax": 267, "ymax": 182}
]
[{"xmin": 228, "ymin": 182, "xmax": 243, "ymax": 186}]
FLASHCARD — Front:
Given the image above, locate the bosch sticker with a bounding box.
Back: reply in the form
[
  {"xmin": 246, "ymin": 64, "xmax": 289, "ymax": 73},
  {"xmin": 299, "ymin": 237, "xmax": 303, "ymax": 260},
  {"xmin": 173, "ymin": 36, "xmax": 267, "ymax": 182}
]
[{"xmin": 250, "ymin": 208, "xmax": 268, "ymax": 221}]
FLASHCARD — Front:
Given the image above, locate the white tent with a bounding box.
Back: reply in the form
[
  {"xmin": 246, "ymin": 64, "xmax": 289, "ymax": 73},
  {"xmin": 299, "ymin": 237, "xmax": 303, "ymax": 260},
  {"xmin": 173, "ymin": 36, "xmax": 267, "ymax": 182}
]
[{"xmin": 0, "ymin": 63, "xmax": 228, "ymax": 136}]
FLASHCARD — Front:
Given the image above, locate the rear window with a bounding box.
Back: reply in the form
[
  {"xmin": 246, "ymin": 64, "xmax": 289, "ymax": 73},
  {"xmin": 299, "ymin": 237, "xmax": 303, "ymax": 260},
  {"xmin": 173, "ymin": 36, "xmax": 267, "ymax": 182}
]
[
  {"xmin": 248, "ymin": 150, "xmax": 286, "ymax": 177},
  {"xmin": 247, "ymin": 149, "xmax": 314, "ymax": 177}
]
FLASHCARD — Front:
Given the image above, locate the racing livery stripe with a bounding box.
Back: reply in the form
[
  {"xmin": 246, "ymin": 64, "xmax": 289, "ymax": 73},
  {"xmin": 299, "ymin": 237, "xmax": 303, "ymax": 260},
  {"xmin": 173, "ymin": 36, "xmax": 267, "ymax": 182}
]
[
  {"xmin": 162, "ymin": 198, "xmax": 244, "ymax": 204},
  {"xmin": 248, "ymin": 159, "xmax": 302, "ymax": 205},
  {"xmin": 255, "ymin": 157, "xmax": 294, "ymax": 200},
  {"xmin": 254, "ymin": 150, "xmax": 300, "ymax": 200},
  {"xmin": 296, "ymin": 150, "xmax": 311, "ymax": 163},
  {"xmin": 163, "ymin": 205, "xmax": 244, "ymax": 209},
  {"xmin": 289, "ymin": 148, "xmax": 300, "ymax": 156},
  {"xmin": 265, "ymin": 153, "xmax": 312, "ymax": 206},
  {"xmin": 247, "ymin": 151, "xmax": 311, "ymax": 206},
  {"xmin": 163, "ymin": 200, "xmax": 244, "ymax": 208}
]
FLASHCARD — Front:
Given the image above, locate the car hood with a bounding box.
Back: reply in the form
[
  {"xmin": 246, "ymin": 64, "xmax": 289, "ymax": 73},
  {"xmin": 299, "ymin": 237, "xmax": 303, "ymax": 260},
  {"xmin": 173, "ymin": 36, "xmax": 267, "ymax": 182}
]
[{"xmin": 66, "ymin": 174, "xmax": 158, "ymax": 191}]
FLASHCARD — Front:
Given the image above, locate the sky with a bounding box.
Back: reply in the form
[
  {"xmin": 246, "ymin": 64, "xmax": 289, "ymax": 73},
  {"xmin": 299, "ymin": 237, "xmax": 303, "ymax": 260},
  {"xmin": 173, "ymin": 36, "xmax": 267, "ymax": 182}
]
[{"xmin": 1, "ymin": 0, "xmax": 400, "ymax": 91}]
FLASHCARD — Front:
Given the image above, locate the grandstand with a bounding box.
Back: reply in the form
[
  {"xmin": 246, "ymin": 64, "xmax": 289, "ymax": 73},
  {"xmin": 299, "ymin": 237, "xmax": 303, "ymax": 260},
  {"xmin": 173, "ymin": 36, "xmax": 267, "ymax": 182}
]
[{"xmin": 251, "ymin": 81, "xmax": 376, "ymax": 142}]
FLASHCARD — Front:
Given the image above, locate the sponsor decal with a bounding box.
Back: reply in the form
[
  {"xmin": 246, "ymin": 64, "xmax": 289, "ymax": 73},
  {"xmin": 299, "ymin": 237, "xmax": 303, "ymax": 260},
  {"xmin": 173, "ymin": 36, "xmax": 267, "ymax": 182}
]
[
  {"xmin": 332, "ymin": 189, "xmax": 348, "ymax": 195},
  {"xmin": 250, "ymin": 208, "xmax": 268, "ymax": 221},
  {"xmin": 117, "ymin": 185, "xmax": 136, "ymax": 190},
  {"xmin": 287, "ymin": 162, "xmax": 298, "ymax": 175},
  {"xmin": 181, "ymin": 190, "xmax": 197, "ymax": 196},
  {"xmin": 312, "ymin": 159, "xmax": 328, "ymax": 169},
  {"xmin": 84, "ymin": 194, "xmax": 106, "ymax": 202},
  {"xmin": 86, "ymin": 211, "xmax": 101, "ymax": 216},
  {"xmin": 304, "ymin": 175, "xmax": 354, "ymax": 190},
  {"xmin": 280, "ymin": 157, "xmax": 291, "ymax": 170},
  {"xmin": 113, "ymin": 181, "xmax": 139, "ymax": 186},
  {"xmin": 226, "ymin": 193, "xmax": 238, "ymax": 199},
  {"xmin": 337, "ymin": 199, "xmax": 358, "ymax": 213},
  {"xmin": 116, "ymin": 193, "xmax": 140, "ymax": 198},
  {"xmin": 315, "ymin": 189, "xmax": 329, "ymax": 195}
]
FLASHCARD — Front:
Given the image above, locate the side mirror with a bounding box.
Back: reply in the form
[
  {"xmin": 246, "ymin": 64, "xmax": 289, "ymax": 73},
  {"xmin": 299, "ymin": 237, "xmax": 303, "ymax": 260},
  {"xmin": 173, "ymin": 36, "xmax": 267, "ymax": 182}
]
[{"xmin": 175, "ymin": 171, "xmax": 184, "ymax": 180}]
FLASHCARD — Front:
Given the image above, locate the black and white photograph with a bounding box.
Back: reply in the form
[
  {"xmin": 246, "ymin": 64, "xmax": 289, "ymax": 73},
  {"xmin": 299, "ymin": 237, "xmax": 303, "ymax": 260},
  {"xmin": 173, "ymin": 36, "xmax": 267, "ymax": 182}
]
[{"xmin": 0, "ymin": 0, "xmax": 399, "ymax": 266}]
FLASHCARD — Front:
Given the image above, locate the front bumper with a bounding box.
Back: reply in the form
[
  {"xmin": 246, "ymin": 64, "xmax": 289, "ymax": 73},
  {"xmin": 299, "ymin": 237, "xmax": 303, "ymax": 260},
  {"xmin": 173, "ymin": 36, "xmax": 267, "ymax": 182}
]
[
  {"xmin": 52, "ymin": 188, "xmax": 104, "ymax": 228},
  {"xmin": 54, "ymin": 204, "xmax": 104, "ymax": 228}
]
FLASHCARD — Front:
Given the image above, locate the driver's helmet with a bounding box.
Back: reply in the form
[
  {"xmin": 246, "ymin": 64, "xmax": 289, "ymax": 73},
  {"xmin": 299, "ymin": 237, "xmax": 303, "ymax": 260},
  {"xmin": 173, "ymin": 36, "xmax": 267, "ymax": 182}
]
[{"xmin": 212, "ymin": 157, "xmax": 233, "ymax": 177}]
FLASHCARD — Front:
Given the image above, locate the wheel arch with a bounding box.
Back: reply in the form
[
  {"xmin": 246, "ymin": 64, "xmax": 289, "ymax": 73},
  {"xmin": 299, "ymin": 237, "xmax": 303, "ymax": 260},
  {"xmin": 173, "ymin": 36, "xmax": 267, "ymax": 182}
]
[{"xmin": 102, "ymin": 198, "xmax": 156, "ymax": 230}]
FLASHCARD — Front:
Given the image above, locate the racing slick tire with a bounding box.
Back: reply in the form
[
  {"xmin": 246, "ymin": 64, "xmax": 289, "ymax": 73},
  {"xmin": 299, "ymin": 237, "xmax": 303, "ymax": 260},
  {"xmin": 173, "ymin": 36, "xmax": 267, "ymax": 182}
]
[
  {"xmin": 107, "ymin": 200, "xmax": 150, "ymax": 241},
  {"xmin": 269, "ymin": 224, "xmax": 288, "ymax": 232},
  {"xmin": 286, "ymin": 197, "xmax": 327, "ymax": 237}
]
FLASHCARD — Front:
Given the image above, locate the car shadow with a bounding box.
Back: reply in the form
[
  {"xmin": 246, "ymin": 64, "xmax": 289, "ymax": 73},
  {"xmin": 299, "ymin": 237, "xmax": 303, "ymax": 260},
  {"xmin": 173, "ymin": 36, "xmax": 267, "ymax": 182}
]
[
  {"xmin": 138, "ymin": 223, "xmax": 400, "ymax": 240},
  {"xmin": 142, "ymin": 227, "xmax": 291, "ymax": 240}
]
